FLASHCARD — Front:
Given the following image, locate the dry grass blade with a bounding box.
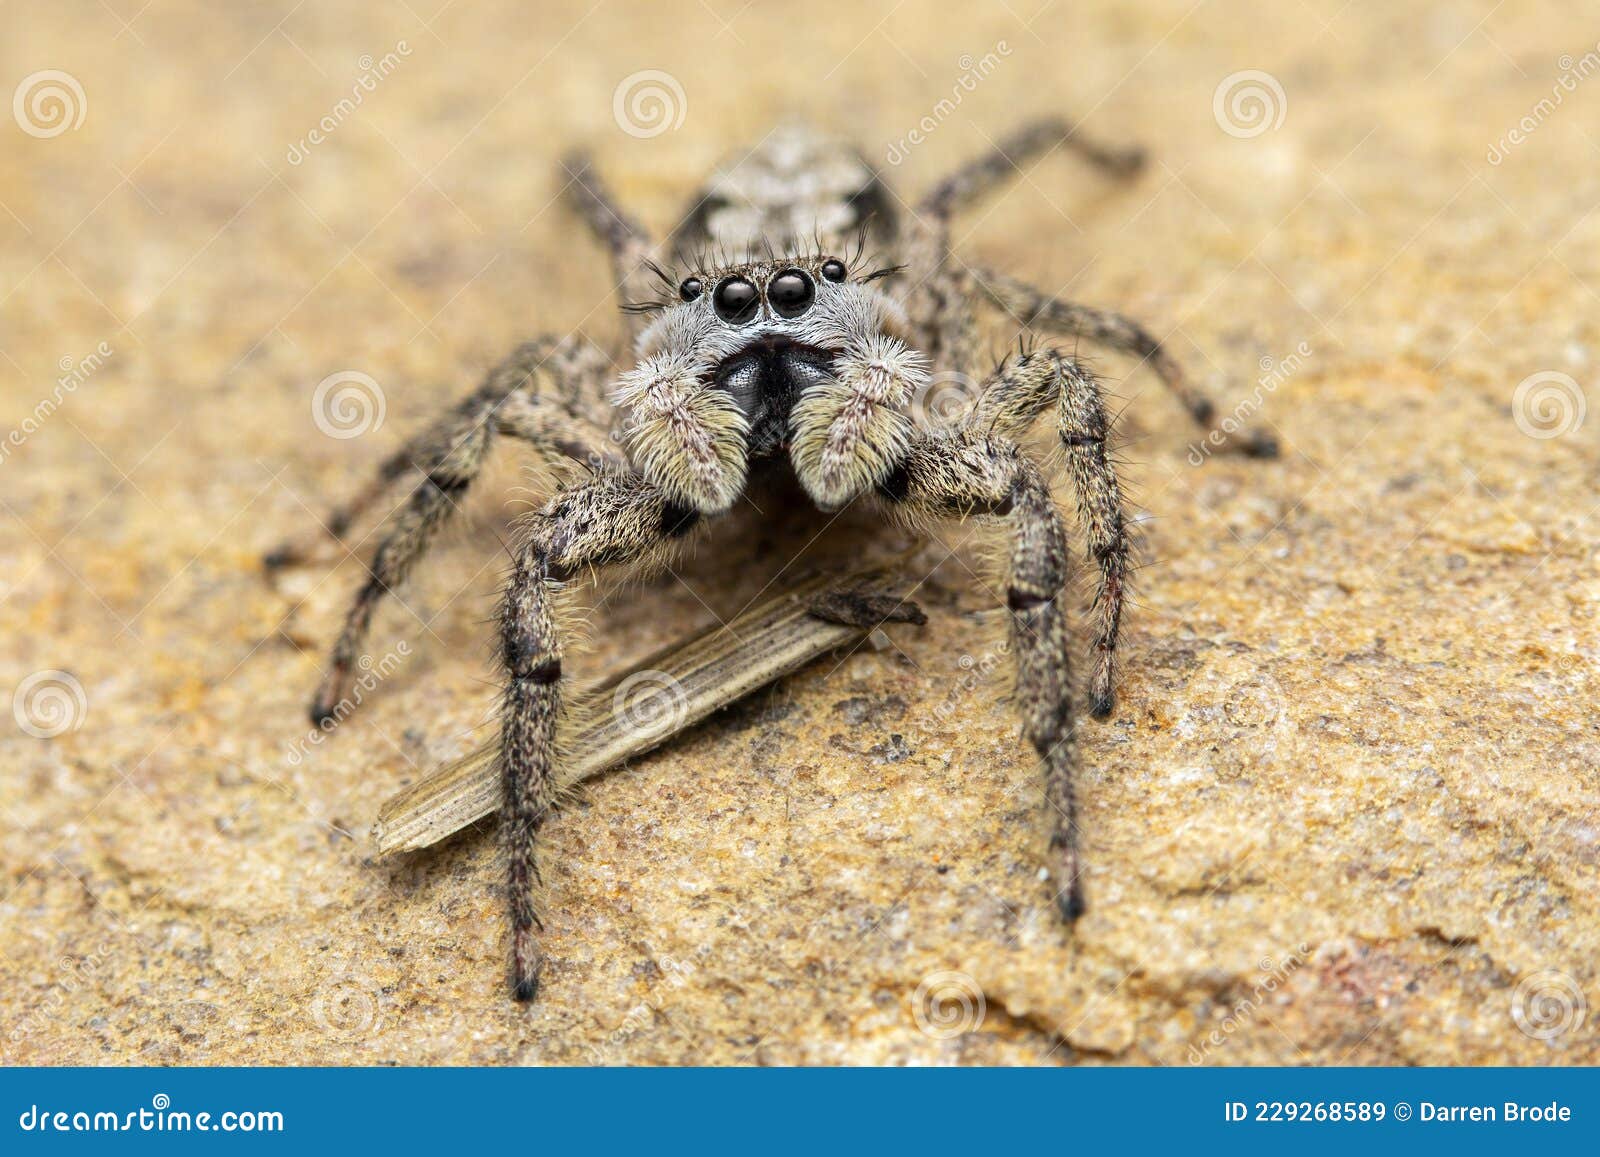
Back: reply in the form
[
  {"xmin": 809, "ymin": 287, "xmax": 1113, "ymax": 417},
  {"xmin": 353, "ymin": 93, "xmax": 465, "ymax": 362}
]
[{"xmin": 373, "ymin": 566, "xmax": 919, "ymax": 855}]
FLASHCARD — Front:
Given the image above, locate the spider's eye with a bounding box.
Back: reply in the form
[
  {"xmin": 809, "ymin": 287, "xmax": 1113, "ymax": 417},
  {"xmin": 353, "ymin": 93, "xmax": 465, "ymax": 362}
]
[
  {"xmin": 712, "ymin": 276, "xmax": 760, "ymax": 324},
  {"xmin": 678, "ymin": 277, "xmax": 703, "ymax": 302},
  {"xmin": 820, "ymin": 258, "xmax": 847, "ymax": 283},
  {"xmin": 767, "ymin": 269, "xmax": 814, "ymax": 318}
]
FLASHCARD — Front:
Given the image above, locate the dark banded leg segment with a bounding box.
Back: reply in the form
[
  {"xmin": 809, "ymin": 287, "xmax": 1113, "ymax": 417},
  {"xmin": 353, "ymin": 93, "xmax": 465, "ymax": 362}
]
[
  {"xmin": 918, "ymin": 116, "xmax": 1145, "ymax": 221},
  {"xmin": 500, "ymin": 472, "xmax": 699, "ymax": 1000},
  {"xmin": 296, "ymin": 340, "xmax": 617, "ymax": 726},
  {"xmin": 879, "ymin": 432, "xmax": 1086, "ymax": 921},
  {"xmin": 969, "ymin": 348, "xmax": 1133, "ymax": 719},
  {"xmin": 975, "ymin": 269, "xmax": 1279, "ymax": 458}
]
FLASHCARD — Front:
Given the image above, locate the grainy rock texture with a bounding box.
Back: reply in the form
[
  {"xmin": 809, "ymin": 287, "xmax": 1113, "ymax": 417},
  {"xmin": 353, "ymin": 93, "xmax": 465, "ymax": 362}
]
[{"xmin": 2, "ymin": 0, "xmax": 1597, "ymax": 1065}]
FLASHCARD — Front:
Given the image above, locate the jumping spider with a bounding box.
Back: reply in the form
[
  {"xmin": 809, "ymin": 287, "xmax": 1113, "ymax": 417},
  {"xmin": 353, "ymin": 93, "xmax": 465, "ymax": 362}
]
[{"xmin": 268, "ymin": 118, "xmax": 1276, "ymax": 1002}]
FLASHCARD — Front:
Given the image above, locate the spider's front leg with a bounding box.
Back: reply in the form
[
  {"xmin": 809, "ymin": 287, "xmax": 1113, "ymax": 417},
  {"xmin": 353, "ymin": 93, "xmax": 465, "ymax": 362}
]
[
  {"xmin": 974, "ymin": 269, "xmax": 1280, "ymax": 458},
  {"xmin": 878, "ymin": 431, "xmax": 1087, "ymax": 921},
  {"xmin": 968, "ymin": 347, "xmax": 1133, "ymax": 719},
  {"xmin": 499, "ymin": 470, "xmax": 699, "ymax": 1001}
]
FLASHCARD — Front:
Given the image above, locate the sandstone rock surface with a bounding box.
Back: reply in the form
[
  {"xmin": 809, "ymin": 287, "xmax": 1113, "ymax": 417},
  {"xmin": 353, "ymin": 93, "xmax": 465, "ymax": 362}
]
[{"xmin": 2, "ymin": 0, "xmax": 1595, "ymax": 1064}]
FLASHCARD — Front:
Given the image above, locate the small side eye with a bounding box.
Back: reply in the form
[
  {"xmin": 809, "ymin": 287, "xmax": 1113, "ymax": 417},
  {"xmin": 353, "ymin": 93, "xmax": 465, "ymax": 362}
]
[
  {"xmin": 820, "ymin": 258, "xmax": 847, "ymax": 283},
  {"xmin": 712, "ymin": 277, "xmax": 760, "ymax": 324},
  {"xmin": 678, "ymin": 277, "xmax": 703, "ymax": 302}
]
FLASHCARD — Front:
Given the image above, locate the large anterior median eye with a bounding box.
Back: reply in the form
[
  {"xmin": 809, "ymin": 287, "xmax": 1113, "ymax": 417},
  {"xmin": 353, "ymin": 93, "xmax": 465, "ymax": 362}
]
[
  {"xmin": 712, "ymin": 276, "xmax": 760, "ymax": 324},
  {"xmin": 767, "ymin": 269, "xmax": 814, "ymax": 318}
]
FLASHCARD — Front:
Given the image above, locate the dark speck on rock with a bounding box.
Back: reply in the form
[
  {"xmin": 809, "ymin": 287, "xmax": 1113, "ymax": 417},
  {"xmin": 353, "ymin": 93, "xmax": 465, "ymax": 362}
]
[
  {"xmin": 832, "ymin": 695, "xmax": 907, "ymax": 726},
  {"xmin": 870, "ymin": 733, "xmax": 913, "ymax": 763}
]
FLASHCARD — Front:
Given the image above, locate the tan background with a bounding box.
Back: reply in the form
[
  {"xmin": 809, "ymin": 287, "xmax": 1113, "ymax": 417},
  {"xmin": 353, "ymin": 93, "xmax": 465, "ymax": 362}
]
[{"xmin": 2, "ymin": 0, "xmax": 1597, "ymax": 1064}]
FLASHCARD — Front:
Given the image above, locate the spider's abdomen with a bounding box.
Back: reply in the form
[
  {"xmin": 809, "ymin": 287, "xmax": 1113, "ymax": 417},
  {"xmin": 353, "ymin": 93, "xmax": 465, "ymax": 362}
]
[{"xmin": 671, "ymin": 122, "xmax": 896, "ymax": 255}]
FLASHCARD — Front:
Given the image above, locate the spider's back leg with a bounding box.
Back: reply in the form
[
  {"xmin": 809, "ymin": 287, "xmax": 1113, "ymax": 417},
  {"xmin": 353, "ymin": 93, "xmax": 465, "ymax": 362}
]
[
  {"xmin": 561, "ymin": 151, "xmax": 659, "ymax": 334},
  {"xmin": 917, "ymin": 115, "xmax": 1145, "ymax": 223},
  {"xmin": 277, "ymin": 339, "xmax": 623, "ymax": 726}
]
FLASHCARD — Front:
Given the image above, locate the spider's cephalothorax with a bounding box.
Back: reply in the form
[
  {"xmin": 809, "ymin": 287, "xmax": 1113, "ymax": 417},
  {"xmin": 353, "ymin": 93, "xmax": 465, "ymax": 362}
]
[
  {"xmin": 619, "ymin": 254, "xmax": 926, "ymax": 512},
  {"xmin": 268, "ymin": 117, "xmax": 1278, "ymax": 1002}
]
